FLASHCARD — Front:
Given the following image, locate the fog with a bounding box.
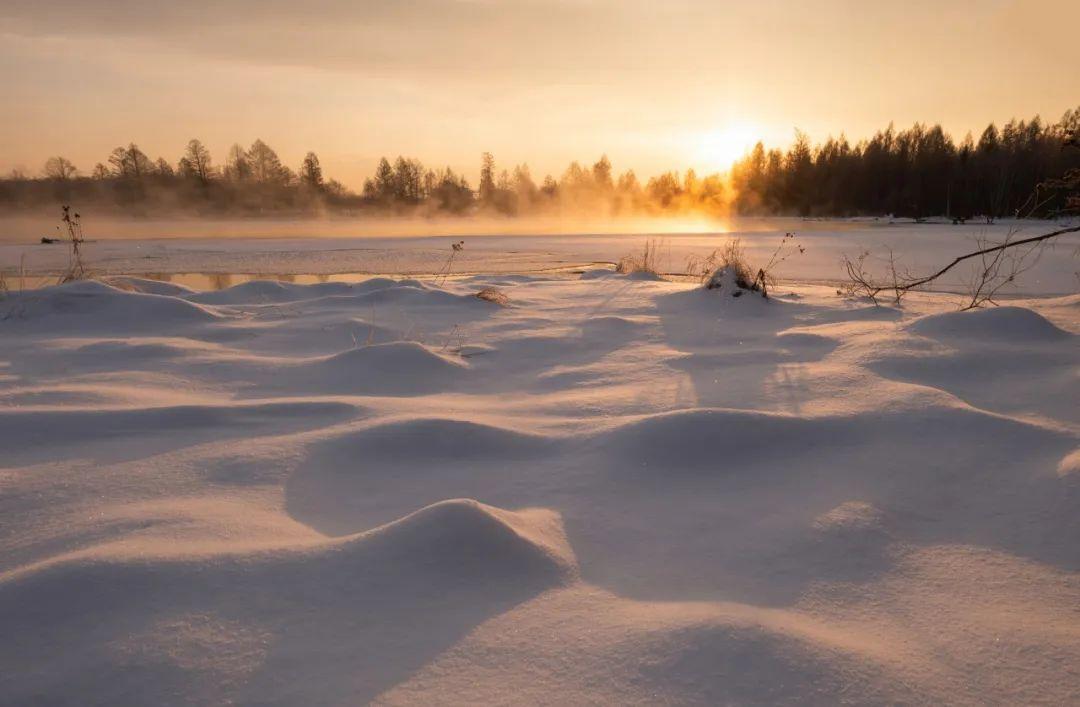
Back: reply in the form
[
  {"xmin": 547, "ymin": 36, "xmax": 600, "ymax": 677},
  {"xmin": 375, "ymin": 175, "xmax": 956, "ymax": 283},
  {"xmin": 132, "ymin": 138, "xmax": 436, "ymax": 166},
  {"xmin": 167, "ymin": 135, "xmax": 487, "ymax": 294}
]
[{"xmin": 0, "ymin": 213, "xmax": 758, "ymax": 244}]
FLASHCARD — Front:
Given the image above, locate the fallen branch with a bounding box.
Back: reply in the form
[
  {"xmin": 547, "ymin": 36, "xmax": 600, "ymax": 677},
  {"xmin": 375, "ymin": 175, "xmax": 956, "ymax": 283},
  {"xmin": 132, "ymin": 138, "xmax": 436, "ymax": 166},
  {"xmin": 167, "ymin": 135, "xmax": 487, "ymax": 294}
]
[
  {"xmin": 895, "ymin": 224, "xmax": 1077, "ymax": 292},
  {"xmin": 843, "ymin": 223, "xmax": 1079, "ymax": 306}
]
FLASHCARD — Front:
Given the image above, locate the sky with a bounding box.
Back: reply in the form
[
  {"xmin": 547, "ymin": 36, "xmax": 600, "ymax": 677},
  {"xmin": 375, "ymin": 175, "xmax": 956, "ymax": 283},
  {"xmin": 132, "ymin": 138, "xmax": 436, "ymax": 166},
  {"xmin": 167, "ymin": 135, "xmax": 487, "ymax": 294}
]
[{"xmin": 1, "ymin": 0, "xmax": 1077, "ymax": 190}]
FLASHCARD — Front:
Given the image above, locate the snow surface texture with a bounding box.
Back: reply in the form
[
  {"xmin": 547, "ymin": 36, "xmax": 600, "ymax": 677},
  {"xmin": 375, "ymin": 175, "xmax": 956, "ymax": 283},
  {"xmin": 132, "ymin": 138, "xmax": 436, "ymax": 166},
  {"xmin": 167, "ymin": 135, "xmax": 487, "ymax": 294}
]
[{"xmin": 1, "ymin": 272, "xmax": 1078, "ymax": 705}]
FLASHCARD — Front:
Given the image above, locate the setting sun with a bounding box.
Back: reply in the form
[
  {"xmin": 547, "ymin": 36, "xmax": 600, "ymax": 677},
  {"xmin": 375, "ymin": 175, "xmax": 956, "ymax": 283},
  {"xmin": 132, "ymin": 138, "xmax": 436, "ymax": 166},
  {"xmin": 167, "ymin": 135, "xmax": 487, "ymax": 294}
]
[
  {"xmin": 698, "ymin": 125, "xmax": 758, "ymax": 171},
  {"xmin": 1, "ymin": 1, "xmax": 1079, "ymax": 704}
]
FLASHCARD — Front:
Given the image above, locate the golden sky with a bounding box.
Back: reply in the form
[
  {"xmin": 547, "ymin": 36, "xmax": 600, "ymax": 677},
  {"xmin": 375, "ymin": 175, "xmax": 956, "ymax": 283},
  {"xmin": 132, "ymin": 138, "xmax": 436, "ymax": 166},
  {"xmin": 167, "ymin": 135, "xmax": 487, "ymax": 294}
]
[{"xmin": 1, "ymin": 0, "xmax": 1077, "ymax": 189}]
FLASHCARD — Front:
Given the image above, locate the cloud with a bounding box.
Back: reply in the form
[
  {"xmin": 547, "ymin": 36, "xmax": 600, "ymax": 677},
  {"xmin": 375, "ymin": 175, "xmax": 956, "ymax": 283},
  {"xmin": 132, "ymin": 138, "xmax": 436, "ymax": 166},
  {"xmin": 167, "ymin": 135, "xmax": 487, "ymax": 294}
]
[{"xmin": 1, "ymin": 0, "xmax": 670, "ymax": 80}]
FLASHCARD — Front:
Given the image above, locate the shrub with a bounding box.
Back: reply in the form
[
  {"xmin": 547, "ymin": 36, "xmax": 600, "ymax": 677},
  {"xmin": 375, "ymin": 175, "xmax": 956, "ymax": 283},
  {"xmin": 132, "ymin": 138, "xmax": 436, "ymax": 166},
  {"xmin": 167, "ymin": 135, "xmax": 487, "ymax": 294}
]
[
  {"xmin": 688, "ymin": 233, "xmax": 803, "ymax": 298},
  {"xmin": 616, "ymin": 239, "xmax": 663, "ymax": 276}
]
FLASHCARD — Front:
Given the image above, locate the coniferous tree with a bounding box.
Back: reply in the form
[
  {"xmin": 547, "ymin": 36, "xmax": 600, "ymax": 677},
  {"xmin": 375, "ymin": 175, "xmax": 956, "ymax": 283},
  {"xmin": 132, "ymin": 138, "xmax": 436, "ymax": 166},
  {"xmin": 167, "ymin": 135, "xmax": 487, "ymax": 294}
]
[{"xmin": 479, "ymin": 152, "xmax": 497, "ymax": 204}]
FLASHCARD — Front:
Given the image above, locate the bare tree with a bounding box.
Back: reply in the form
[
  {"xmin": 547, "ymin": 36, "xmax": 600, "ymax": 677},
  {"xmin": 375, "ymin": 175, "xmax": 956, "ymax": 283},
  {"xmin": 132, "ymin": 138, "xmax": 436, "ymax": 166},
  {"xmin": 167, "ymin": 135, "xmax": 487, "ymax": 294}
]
[
  {"xmin": 183, "ymin": 139, "xmax": 214, "ymax": 183},
  {"xmin": 225, "ymin": 144, "xmax": 252, "ymax": 181},
  {"xmin": 300, "ymin": 152, "xmax": 323, "ymax": 188},
  {"xmin": 248, "ymin": 139, "xmax": 285, "ymax": 183},
  {"xmin": 108, "ymin": 143, "xmax": 152, "ymax": 179},
  {"xmin": 43, "ymin": 156, "xmax": 78, "ymax": 180}
]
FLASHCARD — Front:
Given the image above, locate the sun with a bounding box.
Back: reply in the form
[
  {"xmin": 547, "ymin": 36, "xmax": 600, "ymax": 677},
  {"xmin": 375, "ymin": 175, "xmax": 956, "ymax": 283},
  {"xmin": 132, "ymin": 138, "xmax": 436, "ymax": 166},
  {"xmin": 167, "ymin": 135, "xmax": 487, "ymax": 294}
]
[{"xmin": 698, "ymin": 124, "xmax": 758, "ymax": 171}]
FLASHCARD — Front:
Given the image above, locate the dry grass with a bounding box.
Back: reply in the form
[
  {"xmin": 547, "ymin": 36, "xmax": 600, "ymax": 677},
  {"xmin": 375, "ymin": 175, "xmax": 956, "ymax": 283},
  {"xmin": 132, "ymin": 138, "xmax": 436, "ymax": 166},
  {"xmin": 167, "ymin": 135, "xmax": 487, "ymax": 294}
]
[
  {"xmin": 688, "ymin": 233, "xmax": 803, "ymax": 298},
  {"xmin": 475, "ymin": 287, "xmax": 510, "ymax": 306},
  {"xmin": 688, "ymin": 239, "xmax": 756, "ymax": 290},
  {"xmin": 57, "ymin": 205, "xmax": 90, "ymax": 284},
  {"xmin": 616, "ymin": 239, "xmax": 663, "ymax": 276},
  {"xmin": 435, "ymin": 240, "xmax": 465, "ymax": 285}
]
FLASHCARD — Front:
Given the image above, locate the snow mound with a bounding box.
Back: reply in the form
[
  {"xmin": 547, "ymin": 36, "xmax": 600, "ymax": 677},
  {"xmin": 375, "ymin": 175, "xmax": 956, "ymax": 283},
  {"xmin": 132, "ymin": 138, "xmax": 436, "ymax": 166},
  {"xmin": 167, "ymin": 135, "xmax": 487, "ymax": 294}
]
[
  {"xmin": 704, "ymin": 266, "xmax": 758, "ymax": 296},
  {"xmin": 630, "ymin": 622, "xmax": 874, "ymax": 705},
  {"xmin": 579, "ymin": 268, "xmax": 615, "ymax": 280},
  {"xmin": 0, "ymin": 400, "xmax": 357, "ymax": 465},
  {"xmin": 910, "ymin": 306, "xmax": 1070, "ymax": 342},
  {"xmin": 75, "ymin": 339, "xmax": 193, "ymax": 362},
  {"xmin": 352, "ymin": 276, "xmax": 411, "ymax": 292},
  {"xmin": 291, "ymin": 341, "xmax": 468, "ymax": 396},
  {"xmin": 0, "ymin": 500, "xmax": 574, "ymax": 705},
  {"xmin": 3, "ymin": 269, "xmax": 1078, "ymax": 703},
  {"xmin": 0, "ymin": 280, "xmax": 221, "ymax": 330},
  {"xmin": 349, "ymin": 283, "xmax": 488, "ymax": 309},
  {"xmin": 595, "ymin": 408, "xmax": 828, "ymax": 470},
  {"xmin": 187, "ymin": 279, "xmax": 353, "ymax": 305},
  {"xmin": 105, "ymin": 276, "xmax": 197, "ymax": 296},
  {"xmin": 1058, "ymin": 448, "xmax": 1080, "ymax": 477},
  {"xmin": 580, "ymin": 315, "xmax": 641, "ymax": 339},
  {"xmin": 804, "ymin": 501, "xmax": 894, "ymax": 579},
  {"xmin": 593, "ymin": 404, "xmax": 1065, "ymax": 475},
  {"xmin": 318, "ymin": 418, "xmax": 551, "ymax": 463},
  {"xmin": 285, "ymin": 419, "xmax": 555, "ymax": 534},
  {"xmin": 349, "ymin": 499, "xmax": 577, "ymax": 579},
  {"xmin": 0, "ymin": 387, "xmax": 122, "ymax": 407},
  {"xmin": 775, "ymin": 330, "xmax": 839, "ymax": 358},
  {"xmin": 812, "ymin": 500, "xmax": 889, "ymax": 535}
]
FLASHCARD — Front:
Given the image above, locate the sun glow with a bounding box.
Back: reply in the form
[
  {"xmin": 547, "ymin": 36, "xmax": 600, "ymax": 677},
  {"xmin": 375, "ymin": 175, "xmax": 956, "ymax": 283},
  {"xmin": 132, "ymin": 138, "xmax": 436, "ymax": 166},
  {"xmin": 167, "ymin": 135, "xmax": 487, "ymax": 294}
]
[{"xmin": 699, "ymin": 125, "xmax": 758, "ymax": 172}]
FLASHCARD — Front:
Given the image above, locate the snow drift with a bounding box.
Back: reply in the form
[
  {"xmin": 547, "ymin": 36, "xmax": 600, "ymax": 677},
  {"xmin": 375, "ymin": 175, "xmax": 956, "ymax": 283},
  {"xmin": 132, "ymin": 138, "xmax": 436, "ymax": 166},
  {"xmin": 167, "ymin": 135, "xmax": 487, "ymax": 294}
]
[{"xmin": 1, "ymin": 274, "xmax": 1077, "ymax": 705}]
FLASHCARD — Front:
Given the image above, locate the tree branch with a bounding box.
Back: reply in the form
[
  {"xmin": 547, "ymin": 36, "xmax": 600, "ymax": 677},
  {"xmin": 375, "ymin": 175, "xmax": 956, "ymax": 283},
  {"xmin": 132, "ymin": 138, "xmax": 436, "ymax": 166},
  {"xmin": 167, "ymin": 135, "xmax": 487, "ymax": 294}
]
[
  {"xmin": 843, "ymin": 223, "xmax": 1080, "ymax": 303},
  {"xmin": 897, "ymin": 224, "xmax": 1079, "ymax": 292}
]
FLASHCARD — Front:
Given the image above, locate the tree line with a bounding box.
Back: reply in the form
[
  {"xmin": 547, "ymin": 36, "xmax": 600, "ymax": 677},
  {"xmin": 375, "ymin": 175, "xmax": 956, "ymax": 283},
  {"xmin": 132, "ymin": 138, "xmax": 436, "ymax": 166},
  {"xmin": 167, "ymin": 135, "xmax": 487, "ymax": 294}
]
[
  {"xmin": 3, "ymin": 139, "xmax": 348, "ymax": 215},
  {"xmin": 2, "ymin": 106, "xmax": 1078, "ymax": 219},
  {"xmin": 730, "ymin": 107, "xmax": 1080, "ymax": 220}
]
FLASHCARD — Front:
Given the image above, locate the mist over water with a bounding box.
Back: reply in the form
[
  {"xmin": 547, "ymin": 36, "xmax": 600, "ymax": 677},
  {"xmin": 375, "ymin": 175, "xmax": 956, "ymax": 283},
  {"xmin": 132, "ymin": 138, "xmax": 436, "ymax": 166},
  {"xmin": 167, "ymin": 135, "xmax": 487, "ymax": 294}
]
[
  {"xmin": 2, "ymin": 214, "xmax": 1076, "ymax": 296},
  {"xmin": 0, "ymin": 213, "xmax": 756, "ymax": 243}
]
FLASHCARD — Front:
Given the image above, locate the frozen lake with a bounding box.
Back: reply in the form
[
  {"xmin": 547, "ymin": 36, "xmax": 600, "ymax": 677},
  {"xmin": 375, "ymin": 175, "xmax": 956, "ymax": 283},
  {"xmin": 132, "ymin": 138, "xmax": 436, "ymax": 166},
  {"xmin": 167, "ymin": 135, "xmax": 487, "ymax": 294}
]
[{"xmin": 2, "ymin": 217, "xmax": 1078, "ymax": 294}]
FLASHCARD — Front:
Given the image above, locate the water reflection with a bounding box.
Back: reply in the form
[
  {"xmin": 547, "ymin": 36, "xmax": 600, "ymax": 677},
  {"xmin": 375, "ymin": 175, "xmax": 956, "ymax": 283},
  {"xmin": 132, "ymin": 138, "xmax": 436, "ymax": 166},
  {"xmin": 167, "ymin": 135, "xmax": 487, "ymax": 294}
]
[{"xmin": 209, "ymin": 273, "xmax": 234, "ymax": 290}]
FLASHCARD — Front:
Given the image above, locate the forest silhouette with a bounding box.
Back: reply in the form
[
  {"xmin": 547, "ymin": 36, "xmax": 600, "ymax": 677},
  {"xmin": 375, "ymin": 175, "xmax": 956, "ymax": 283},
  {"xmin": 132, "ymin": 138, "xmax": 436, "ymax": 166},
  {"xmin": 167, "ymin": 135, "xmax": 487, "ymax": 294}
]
[{"xmin": 4, "ymin": 107, "xmax": 1078, "ymax": 221}]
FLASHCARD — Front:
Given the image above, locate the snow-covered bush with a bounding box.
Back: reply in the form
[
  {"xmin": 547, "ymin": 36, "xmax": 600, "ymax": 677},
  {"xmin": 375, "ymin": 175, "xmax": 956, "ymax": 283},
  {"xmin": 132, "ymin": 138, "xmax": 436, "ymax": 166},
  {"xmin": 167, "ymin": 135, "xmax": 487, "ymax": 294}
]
[
  {"xmin": 616, "ymin": 239, "xmax": 662, "ymax": 276},
  {"xmin": 690, "ymin": 233, "xmax": 803, "ymax": 298}
]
